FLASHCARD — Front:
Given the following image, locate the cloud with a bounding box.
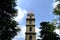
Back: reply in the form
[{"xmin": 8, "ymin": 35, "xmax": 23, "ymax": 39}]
[
  {"xmin": 53, "ymin": 1, "xmax": 60, "ymax": 8},
  {"xmin": 12, "ymin": 25, "xmax": 26, "ymax": 40},
  {"xmin": 54, "ymin": 29, "xmax": 60, "ymax": 35},
  {"xmin": 36, "ymin": 27, "xmax": 40, "ymax": 39},
  {"xmin": 14, "ymin": 6, "xmax": 27, "ymax": 23},
  {"xmin": 12, "ymin": 5, "xmax": 28, "ymax": 40}
]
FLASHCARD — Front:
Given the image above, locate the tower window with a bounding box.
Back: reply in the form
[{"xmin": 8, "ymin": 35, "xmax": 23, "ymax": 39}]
[
  {"xmin": 30, "ymin": 27, "xmax": 32, "ymax": 31},
  {"xmin": 30, "ymin": 21, "xmax": 31, "ymax": 24},
  {"xmin": 29, "ymin": 36, "xmax": 32, "ymax": 40},
  {"xmin": 30, "ymin": 16, "xmax": 31, "ymax": 18}
]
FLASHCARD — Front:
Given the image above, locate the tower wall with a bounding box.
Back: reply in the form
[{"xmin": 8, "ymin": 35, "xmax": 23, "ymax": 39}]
[{"xmin": 25, "ymin": 12, "xmax": 36, "ymax": 40}]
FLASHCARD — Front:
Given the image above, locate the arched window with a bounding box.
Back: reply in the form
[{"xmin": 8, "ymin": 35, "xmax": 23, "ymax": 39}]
[{"xmin": 29, "ymin": 36, "xmax": 32, "ymax": 40}]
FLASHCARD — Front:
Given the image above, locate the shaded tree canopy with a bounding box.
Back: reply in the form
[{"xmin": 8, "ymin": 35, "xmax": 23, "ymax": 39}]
[
  {"xmin": 0, "ymin": 0, "xmax": 20, "ymax": 40},
  {"xmin": 53, "ymin": 4, "xmax": 60, "ymax": 15},
  {"xmin": 38, "ymin": 22, "xmax": 59, "ymax": 40},
  {"xmin": 53, "ymin": 0, "xmax": 60, "ymax": 29},
  {"xmin": 0, "ymin": 0, "xmax": 17, "ymax": 17}
]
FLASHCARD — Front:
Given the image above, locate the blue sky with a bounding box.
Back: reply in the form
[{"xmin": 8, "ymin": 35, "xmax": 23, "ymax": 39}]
[
  {"xmin": 16, "ymin": 0, "xmax": 55, "ymax": 27},
  {"xmin": 12, "ymin": 0, "xmax": 60, "ymax": 40}
]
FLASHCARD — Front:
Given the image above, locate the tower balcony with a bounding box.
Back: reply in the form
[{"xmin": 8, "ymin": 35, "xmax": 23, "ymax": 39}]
[
  {"xmin": 26, "ymin": 18, "xmax": 35, "ymax": 20},
  {"xmin": 26, "ymin": 24, "xmax": 35, "ymax": 26},
  {"xmin": 25, "ymin": 32, "xmax": 36, "ymax": 35},
  {"xmin": 27, "ymin": 17, "xmax": 35, "ymax": 19}
]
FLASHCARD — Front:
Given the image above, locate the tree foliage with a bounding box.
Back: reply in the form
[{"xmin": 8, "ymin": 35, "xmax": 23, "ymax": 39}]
[
  {"xmin": 55, "ymin": 0, "xmax": 60, "ymax": 2},
  {"xmin": 0, "ymin": 0, "xmax": 20, "ymax": 40},
  {"xmin": 53, "ymin": 4, "xmax": 60, "ymax": 15},
  {"xmin": 53, "ymin": 0, "xmax": 60, "ymax": 28},
  {"xmin": 38, "ymin": 22, "xmax": 59, "ymax": 40}
]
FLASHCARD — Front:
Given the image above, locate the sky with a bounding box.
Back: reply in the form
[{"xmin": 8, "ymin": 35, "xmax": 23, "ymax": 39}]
[{"xmin": 12, "ymin": 0, "xmax": 60, "ymax": 40}]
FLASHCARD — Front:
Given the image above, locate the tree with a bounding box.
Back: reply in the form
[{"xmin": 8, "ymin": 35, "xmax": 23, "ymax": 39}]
[
  {"xmin": 55, "ymin": 0, "xmax": 60, "ymax": 2},
  {"xmin": 38, "ymin": 22, "xmax": 59, "ymax": 40},
  {"xmin": 53, "ymin": 0, "xmax": 60, "ymax": 28},
  {"xmin": 0, "ymin": 0, "xmax": 20, "ymax": 40}
]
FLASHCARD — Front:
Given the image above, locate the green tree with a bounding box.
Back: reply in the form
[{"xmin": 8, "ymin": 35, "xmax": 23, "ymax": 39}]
[
  {"xmin": 0, "ymin": 0, "xmax": 20, "ymax": 40},
  {"xmin": 53, "ymin": 0, "xmax": 60, "ymax": 28},
  {"xmin": 38, "ymin": 22, "xmax": 59, "ymax": 40}
]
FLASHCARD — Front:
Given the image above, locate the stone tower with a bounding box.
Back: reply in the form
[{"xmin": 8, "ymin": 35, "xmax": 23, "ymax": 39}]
[{"xmin": 25, "ymin": 12, "xmax": 36, "ymax": 40}]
